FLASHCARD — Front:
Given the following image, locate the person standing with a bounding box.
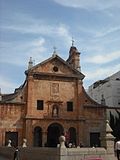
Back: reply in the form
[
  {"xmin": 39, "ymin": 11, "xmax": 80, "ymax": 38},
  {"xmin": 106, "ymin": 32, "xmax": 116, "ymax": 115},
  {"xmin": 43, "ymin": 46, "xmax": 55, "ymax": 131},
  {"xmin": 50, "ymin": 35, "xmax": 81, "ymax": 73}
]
[
  {"xmin": 115, "ymin": 140, "xmax": 120, "ymax": 160},
  {"xmin": 13, "ymin": 147, "xmax": 20, "ymax": 160}
]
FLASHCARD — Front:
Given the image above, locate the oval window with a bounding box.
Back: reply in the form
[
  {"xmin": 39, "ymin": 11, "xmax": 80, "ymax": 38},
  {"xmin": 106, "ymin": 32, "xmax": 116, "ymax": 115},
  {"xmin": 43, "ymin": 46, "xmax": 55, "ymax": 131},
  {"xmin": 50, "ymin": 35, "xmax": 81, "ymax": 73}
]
[{"xmin": 53, "ymin": 66, "xmax": 58, "ymax": 72}]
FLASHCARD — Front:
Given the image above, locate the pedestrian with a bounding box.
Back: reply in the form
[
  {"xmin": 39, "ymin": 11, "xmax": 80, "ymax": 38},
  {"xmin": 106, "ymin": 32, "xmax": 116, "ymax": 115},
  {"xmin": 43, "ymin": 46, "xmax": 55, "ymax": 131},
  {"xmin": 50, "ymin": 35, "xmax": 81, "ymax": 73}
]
[
  {"xmin": 115, "ymin": 139, "xmax": 120, "ymax": 160},
  {"xmin": 80, "ymin": 142, "xmax": 84, "ymax": 147},
  {"xmin": 13, "ymin": 147, "xmax": 20, "ymax": 160}
]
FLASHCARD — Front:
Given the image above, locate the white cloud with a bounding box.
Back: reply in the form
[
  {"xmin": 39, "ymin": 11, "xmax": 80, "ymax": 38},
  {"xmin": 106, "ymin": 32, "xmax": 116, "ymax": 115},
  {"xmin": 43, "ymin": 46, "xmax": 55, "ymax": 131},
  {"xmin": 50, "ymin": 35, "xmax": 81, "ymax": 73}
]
[
  {"xmin": 56, "ymin": 24, "xmax": 71, "ymax": 44},
  {"xmin": 94, "ymin": 26, "xmax": 120, "ymax": 38},
  {"xmin": 84, "ymin": 51, "xmax": 120, "ymax": 64},
  {"xmin": 1, "ymin": 24, "xmax": 52, "ymax": 35},
  {"xmin": 0, "ymin": 76, "xmax": 18, "ymax": 93},
  {"xmin": 0, "ymin": 13, "xmax": 72, "ymax": 50},
  {"xmin": 31, "ymin": 38, "xmax": 45, "ymax": 47},
  {"xmin": 0, "ymin": 13, "xmax": 73, "ymax": 66},
  {"xmin": 54, "ymin": 0, "xmax": 120, "ymax": 10},
  {"xmin": 84, "ymin": 63, "xmax": 120, "ymax": 81},
  {"xmin": 1, "ymin": 20, "xmax": 71, "ymax": 42},
  {"xmin": 0, "ymin": 37, "xmax": 47, "ymax": 65}
]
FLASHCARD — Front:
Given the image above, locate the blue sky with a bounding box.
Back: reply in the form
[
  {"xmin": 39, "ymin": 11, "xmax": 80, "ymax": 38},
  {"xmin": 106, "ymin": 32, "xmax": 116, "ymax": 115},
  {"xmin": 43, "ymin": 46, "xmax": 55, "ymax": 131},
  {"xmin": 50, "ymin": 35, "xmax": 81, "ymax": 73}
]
[{"xmin": 0, "ymin": 0, "xmax": 120, "ymax": 93}]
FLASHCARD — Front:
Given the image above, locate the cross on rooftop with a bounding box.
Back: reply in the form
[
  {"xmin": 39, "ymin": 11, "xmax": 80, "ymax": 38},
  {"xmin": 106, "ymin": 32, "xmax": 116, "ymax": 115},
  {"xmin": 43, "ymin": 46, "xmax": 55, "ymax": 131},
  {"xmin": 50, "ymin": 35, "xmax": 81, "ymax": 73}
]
[
  {"xmin": 72, "ymin": 37, "xmax": 74, "ymax": 46},
  {"xmin": 53, "ymin": 46, "xmax": 57, "ymax": 53}
]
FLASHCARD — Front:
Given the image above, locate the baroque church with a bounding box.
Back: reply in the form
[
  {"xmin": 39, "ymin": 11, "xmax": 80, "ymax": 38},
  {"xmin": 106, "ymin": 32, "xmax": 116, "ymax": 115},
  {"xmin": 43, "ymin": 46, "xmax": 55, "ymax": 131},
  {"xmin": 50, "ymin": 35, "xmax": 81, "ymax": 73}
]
[{"xmin": 0, "ymin": 45, "xmax": 106, "ymax": 148}]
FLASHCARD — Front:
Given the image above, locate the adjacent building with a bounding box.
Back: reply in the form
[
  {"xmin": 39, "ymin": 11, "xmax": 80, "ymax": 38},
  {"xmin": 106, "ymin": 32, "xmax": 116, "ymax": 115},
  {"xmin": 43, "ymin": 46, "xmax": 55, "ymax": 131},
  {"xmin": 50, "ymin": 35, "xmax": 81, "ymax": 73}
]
[
  {"xmin": 88, "ymin": 71, "xmax": 120, "ymax": 108},
  {"xmin": 0, "ymin": 45, "xmax": 106, "ymax": 148}
]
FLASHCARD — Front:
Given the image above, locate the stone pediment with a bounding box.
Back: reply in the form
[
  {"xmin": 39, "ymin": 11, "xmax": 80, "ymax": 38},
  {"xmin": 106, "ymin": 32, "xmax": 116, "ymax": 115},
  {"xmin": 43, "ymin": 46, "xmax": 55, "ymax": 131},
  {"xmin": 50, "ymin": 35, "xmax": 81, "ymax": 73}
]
[{"xmin": 25, "ymin": 54, "xmax": 85, "ymax": 80}]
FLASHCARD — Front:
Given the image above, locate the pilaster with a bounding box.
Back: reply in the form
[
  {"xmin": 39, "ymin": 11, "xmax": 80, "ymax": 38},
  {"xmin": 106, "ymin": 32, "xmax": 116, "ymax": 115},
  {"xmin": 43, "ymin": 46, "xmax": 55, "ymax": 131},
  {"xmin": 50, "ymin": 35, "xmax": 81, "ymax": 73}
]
[{"xmin": 42, "ymin": 130, "xmax": 47, "ymax": 147}]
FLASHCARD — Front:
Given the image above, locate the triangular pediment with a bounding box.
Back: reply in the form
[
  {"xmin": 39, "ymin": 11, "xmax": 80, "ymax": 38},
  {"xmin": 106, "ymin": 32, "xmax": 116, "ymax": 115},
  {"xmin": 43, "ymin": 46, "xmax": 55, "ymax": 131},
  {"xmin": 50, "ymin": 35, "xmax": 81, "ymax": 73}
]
[{"xmin": 26, "ymin": 54, "xmax": 85, "ymax": 80}]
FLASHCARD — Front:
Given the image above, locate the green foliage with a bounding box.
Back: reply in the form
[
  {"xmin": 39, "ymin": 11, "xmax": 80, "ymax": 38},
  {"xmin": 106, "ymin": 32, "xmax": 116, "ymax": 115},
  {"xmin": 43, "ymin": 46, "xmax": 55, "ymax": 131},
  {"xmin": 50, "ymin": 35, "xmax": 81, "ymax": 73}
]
[{"xmin": 110, "ymin": 110, "xmax": 120, "ymax": 141}]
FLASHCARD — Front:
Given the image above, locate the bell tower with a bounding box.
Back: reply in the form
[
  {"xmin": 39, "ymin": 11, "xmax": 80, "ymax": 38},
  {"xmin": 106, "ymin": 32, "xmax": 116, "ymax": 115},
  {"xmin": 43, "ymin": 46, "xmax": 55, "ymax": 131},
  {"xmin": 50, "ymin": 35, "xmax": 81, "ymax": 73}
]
[{"xmin": 66, "ymin": 40, "xmax": 81, "ymax": 71}]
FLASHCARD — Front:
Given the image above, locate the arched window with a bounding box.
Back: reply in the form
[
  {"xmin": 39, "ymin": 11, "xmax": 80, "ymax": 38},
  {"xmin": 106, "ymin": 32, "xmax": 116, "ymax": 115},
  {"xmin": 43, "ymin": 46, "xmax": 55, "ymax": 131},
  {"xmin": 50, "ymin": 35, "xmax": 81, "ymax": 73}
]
[{"xmin": 33, "ymin": 126, "xmax": 42, "ymax": 147}]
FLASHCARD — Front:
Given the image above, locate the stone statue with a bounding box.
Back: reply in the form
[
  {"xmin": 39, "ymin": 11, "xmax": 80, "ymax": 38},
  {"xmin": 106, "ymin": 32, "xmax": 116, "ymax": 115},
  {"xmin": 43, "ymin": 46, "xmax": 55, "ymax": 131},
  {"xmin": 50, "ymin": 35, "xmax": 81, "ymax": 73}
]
[
  {"xmin": 53, "ymin": 106, "xmax": 58, "ymax": 117},
  {"xmin": 22, "ymin": 138, "xmax": 27, "ymax": 147},
  {"xmin": 7, "ymin": 139, "xmax": 12, "ymax": 147}
]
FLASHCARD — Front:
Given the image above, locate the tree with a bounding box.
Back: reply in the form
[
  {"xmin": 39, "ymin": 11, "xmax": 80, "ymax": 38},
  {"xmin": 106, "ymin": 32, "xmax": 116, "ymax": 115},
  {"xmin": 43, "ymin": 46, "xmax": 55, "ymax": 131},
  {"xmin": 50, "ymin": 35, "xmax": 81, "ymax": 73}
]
[{"xmin": 110, "ymin": 110, "xmax": 120, "ymax": 141}]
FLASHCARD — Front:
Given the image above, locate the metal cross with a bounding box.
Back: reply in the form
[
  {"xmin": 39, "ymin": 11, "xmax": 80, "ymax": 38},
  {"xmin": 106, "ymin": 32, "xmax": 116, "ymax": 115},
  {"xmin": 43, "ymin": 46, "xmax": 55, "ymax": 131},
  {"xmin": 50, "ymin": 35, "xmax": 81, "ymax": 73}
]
[
  {"xmin": 72, "ymin": 37, "xmax": 74, "ymax": 46},
  {"xmin": 53, "ymin": 46, "xmax": 57, "ymax": 53}
]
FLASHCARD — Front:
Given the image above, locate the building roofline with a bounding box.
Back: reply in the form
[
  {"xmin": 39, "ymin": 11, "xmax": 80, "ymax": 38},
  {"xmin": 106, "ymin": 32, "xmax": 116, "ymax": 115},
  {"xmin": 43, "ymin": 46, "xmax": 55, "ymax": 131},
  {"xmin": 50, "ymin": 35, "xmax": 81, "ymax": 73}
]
[{"xmin": 25, "ymin": 54, "xmax": 85, "ymax": 80}]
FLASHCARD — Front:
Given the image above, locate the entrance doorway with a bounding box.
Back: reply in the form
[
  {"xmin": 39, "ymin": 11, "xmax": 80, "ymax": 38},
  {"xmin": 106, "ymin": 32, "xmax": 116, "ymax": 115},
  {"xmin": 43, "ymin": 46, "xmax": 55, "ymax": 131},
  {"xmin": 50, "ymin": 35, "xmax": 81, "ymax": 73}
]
[
  {"xmin": 33, "ymin": 127, "xmax": 42, "ymax": 147},
  {"xmin": 90, "ymin": 132, "xmax": 101, "ymax": 147},
  {"xmin": 69, "ymin": 127, "xmax": 77, "ymax": 145},
  {"xmin": 47, "ymin": 123, "xmax": 63, "ymax": 147},
  {"xmin": 5, "ymin": 131, "xmax": 18, "ymax": 147}
]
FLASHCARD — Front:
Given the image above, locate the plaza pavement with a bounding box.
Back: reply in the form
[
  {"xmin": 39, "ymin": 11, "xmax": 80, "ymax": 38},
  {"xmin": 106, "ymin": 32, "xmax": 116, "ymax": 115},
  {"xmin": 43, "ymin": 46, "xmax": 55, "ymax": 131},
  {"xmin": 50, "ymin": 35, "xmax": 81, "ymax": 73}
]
[{"xmin": 0, "ymin": 155, "xmax": 10, "ymax": 160}]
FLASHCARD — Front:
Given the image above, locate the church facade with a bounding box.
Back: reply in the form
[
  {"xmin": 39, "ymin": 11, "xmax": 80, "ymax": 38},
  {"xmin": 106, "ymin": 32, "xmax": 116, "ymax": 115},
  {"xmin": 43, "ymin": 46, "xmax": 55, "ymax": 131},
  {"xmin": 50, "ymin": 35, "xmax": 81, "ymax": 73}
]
[{"xmin": 0, "ymin": 45, "xmax": 106, "ymax": 148}]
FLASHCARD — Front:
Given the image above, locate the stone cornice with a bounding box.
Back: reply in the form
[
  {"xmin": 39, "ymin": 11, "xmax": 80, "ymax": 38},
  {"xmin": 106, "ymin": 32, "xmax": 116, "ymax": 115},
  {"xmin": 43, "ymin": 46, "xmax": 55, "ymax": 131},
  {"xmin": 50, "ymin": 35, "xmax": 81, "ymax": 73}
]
[{"xmin": 0, "ymin": 101, "xmax": 26, "ymax": 105}]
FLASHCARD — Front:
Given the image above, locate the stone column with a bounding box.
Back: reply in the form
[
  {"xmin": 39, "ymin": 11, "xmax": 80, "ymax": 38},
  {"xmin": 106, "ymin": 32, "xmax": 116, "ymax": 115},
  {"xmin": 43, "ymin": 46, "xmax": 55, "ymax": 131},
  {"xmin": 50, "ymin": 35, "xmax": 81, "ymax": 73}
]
[
  {"xmin": 42, "ymin": 131, "xmax": 47, "ymax": 147},
  {"xmin": 25, "ymin": 119, "xmax": 32, "ymax": 146},
  {"xmin": 27, "ymin": 75, "xmax": 34, "ymax": 116},
  {"xmin": 78, "ymin": 120, "xmax": 85, "ymax": 147}
]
